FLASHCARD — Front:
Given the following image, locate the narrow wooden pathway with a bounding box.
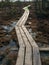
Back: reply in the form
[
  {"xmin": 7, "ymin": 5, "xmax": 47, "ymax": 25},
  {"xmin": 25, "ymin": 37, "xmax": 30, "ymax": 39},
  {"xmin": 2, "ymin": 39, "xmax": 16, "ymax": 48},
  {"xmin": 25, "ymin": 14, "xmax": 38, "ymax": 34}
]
[{"xmin": 15, "ymin": 5, "xmax": 41, "ymax": 65}]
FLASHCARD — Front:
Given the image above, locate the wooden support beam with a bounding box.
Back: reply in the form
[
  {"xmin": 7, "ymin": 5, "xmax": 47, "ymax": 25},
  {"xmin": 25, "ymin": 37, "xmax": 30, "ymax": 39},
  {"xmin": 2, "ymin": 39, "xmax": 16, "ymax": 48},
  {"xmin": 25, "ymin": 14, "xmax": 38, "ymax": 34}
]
[{"xmin": 39, "ymin": 48, "xmax": 49, "ymax": 51}]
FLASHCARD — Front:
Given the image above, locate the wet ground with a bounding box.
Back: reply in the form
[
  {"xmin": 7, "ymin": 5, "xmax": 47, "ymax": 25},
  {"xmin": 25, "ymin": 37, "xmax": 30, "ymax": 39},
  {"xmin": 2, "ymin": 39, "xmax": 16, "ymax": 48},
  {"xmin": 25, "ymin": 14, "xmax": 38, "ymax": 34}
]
[
  {"xmin": 27, "ymin": 26, "xmax": 49, "ymax": 48},
  {"xmin": 40, "ymin": 51, "xmax": 49, "ymax": 65},
  {"xmin": 0, "ymin": 21, "xmax": 19, "ymax": 65},
  {"xmin": 0, "ymin": 39, "xmax": 19, "ymax": 65},
  {"xmin": 26, "ymin": 21, "xmax": 49, "ymax": 65},
  {"xmin": 0, "ymin": 18, "xmax": 49, "ymax": 65}
]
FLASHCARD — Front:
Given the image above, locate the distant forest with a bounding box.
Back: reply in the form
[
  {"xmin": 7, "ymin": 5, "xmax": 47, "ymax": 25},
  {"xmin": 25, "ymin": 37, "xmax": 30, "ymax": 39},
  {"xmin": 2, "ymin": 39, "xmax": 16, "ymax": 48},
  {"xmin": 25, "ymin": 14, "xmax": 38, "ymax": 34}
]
[
  {"xmin": 0, "ymin": 0, "xmax": 25, "ymax": 20},
  {"xmin": 0, "ymin": 0, "xmax": 49, "ymax": 21}
]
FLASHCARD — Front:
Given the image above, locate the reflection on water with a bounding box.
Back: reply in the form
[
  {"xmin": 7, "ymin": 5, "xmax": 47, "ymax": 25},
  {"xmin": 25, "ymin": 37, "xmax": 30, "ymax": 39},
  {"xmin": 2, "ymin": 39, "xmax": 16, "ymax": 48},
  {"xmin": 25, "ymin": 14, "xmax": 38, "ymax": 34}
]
[
  {"xmin": 0, "ymin": 21, "xmax": 19, "ymax": 65},
  {"xmin": 40, "ymin": 51, "xmax": 49, "ymax": 57},
  {"xmin": 1, "ymin": 22, "xmax": 17, "ymax": 33},
  {"xmin": 28, "ymin": 28, "xmax": 37, "ymax": 38},
  {"xmin": 0, "ymin": 40, "xmax": 18, "ymax": 51},
  {"xmin": 27, "ymin": 27, "xmax": 49, "ymax": 65},
  {"xmin": 0, "ymin": 39, "xmax": 19, "ymax": 65},
  {"xmin": 40, "ymin": 51, "xmax": 49, "ymax": 65},
  {"xmin": 37, "ymin": 42, "xmax": 49, "ymax": 48},
  {"xmin": 28, "ymin": 28, "xmax": 49, "ymax": 48}
]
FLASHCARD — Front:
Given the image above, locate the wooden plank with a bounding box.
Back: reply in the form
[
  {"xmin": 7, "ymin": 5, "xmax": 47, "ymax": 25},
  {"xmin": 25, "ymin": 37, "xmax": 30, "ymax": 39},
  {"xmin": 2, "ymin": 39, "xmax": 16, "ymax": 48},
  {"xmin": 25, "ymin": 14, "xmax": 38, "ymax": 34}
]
[
  {"xmin": 16, "ymin": 12, "xmax": 25, "ymax": 26},
  {"xmin": 19, "ymin": 27, "xmax": 32, "ymax": 65},
  {"xmin": 33, "ymin": 47, "xmax": 41, "ymax": 65},
  {"xmin": 17, "ymin": 10, "xmax": 29, "ymax": 26},
  {"xmin": 15, "ymin": 26, "xmax": 25, "ymax": 47},
  {"xmin": 21, "ymin": 10, "xmax": 29, "ymax": 25},
  {"xmin": 22, "ymin": 26, "xmax": 41, "ymax": 65},
  {"xmin": 39, "ymin": 48, "xmax": 49, "ymax": 51},
  {"xmin": 22, "ymin": 25, "xmax": 38, "ymax": 47},
  {"xmin": 15, "ymin": 26, "xmax": 25, "ymax": 65},
  {"xmin": 16, "ymin": 47, "xmax": 25, "ymax": 65},
  {"xmin": 19, "ymin": 10, "xmax": 29, "ymax": 26},
  {"xmin": 16, "ymin": 11, "xmax": 26, "ymax": 26}
]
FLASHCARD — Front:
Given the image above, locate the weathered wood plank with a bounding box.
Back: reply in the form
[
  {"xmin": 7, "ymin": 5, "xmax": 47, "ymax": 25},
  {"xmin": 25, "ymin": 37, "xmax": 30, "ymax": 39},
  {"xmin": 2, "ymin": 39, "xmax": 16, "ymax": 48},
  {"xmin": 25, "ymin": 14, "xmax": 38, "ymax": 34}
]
[
  {"xmin": 22, "ymin": 25, "xmax": 38, "ymax": 47},
  {"xmin": 19, "ymin": 10, "xmax": 29, "ymax": 26},
  {"xmin": 19, "ymin": 27, "xmax": 32, "ymax": 65},
  {"xmin": 33, "ymin": 47, "xmax": 41, "ymax": 65},
  {"xmin": 39, "ymin": 48, "xmax": 49, "ymax": 51},
  {"xmin": 22, "ymin": 25, "xmax": 41, "ymax": 65},
  {"xmin": 16, "ymin": 11, "xmax": 26, "ymax": 26},
  {"xmin": 15, "ymin": 26, "xmax": 25, "ymax": 47},
  {"xmin": 21, "ymin": 10, "xmax": 29, "ymax": 25},
  {"xmin": 15, "ymin": 26, "xmax": 25, "ymax": 65}
]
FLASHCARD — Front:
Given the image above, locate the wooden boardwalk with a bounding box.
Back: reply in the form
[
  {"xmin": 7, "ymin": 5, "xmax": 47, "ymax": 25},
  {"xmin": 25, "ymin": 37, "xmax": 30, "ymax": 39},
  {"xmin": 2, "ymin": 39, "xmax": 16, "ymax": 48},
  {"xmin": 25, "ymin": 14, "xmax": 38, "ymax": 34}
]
[{"xmin": 15, "ymin": 5, "xmax": 41, "ymax": 65}]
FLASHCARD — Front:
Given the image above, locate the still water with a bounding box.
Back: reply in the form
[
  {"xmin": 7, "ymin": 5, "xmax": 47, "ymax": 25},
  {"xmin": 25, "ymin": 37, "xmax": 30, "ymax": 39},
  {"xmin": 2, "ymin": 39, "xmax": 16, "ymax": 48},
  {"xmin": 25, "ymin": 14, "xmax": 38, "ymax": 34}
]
[{"xmin": 0, "ymin": 39, "xmax": 19, "ymax": 65}]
